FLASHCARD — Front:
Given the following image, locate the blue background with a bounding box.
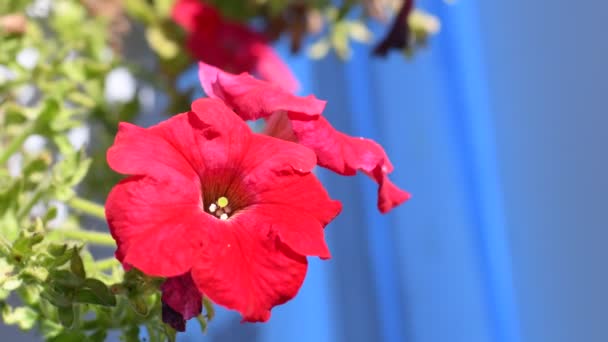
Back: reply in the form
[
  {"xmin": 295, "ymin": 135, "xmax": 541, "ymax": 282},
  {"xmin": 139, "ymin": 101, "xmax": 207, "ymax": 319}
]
[{"xmin": 180, "ymin": 0, "xmax": 608, "ymax": 341}]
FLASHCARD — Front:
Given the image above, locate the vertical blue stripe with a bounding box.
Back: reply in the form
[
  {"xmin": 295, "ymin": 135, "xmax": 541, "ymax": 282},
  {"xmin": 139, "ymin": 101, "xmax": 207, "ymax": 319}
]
[
  {"xmin": 342, "ymin": 45, "xmax": 406, "ymax": 342},
  {"xmin": 433, "ymin": 2, "xmax": 522, "ymax": 342}
]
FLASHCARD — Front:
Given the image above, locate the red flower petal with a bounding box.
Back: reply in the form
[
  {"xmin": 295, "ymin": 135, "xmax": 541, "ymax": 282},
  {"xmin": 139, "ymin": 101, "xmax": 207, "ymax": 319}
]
[
  {"xmin": 161, "ymin": 273, "xmax": 202, "ymax": 322},
  {"xmin": 289, "ymin": 115, "xmax": 411, "ymax": 213},
  {"xmin": 198, "ymin": 63, "xmax": 410, "ymax": 213},
  {"xmin": 199, "ymin": 62, "xmax": 323, "ymax": 121},
  {"xmin": 191, "ymin": 219, "xmax": 308, "ymax": 322},
  {"xmin": 239, "ymin": 135, "xmax": 340, "ymax": 258},
  {"xmin": 106, "ymin": 175, "xmax": 206, "ymax": 277},
  {"xmin": 107, "ymin": 122, "xmax": 199, "ymax": 183}
]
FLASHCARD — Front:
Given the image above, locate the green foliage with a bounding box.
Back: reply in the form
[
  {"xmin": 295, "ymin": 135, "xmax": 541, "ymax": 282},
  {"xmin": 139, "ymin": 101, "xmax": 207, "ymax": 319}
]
[{"xmin": 0, "ymin": 1, "xmax": 212, "ymax": 341}]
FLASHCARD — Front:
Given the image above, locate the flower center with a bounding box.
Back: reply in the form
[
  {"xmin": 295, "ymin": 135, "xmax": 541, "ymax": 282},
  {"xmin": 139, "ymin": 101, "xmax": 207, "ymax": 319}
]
[{"xmin": 207, "ymin": 196, "xmax": 232, "ymax": 220}]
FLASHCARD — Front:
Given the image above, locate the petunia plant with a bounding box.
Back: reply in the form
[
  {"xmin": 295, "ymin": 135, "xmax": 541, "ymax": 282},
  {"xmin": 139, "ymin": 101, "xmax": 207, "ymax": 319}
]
[{"xmin": 1, "ymin": 0, "xmax": 435, "ymax": 341}]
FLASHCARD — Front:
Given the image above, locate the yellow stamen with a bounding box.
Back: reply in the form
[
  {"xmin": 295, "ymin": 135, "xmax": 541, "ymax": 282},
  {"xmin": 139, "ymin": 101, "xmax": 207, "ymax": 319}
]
[{"xmin": 217, "ymin": 196, "xmax": 229, "ymax": 208}]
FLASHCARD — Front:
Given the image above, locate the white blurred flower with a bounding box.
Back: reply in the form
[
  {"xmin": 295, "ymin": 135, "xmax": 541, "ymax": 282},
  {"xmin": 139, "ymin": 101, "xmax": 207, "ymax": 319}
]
[
  {"xmin": 104, "ymin": 67, "xmax": 136, "ymax": 104},
  {"xmin": 0, "ymin": 65, "xmax": 16, "ymax": 84},
  {"xmin": 23, "ymin": 134, "xmax": 46, "ymax": 155},
  {"xmin": 26, "ymin": 0, "xmax": 52, "ymax": 18},
  {"xmin": 7, "ymin": 154, "xmax": 23, "ymax": 178},
  {"xmin": 16, "ymin": 48, "xmax": 39, "ymax": 70},
  {"xmin": 16, "ymin": 84, "xmax": 37, "ymax": 105},
  {"xmin": 67, "ymin": 125, "xmax": 91, "ymax": 150},
  {"xmin": 30, "ymin": 201, "xmax": 46, "ymax": 218}
]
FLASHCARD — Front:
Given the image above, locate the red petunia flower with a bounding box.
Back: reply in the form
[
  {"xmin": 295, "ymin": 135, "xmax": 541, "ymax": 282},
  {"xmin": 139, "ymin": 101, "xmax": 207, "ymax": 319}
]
[
  {"xmin": 199, "ymin": 62, "xmax": 411, "ymax": 213},
  {"xmin": 172, "ymin": 0, "xmax": 298, "ymax": 92},
  {"xmin": 105, "ymin": 98, "xmax": 341, "ymax": 323}
]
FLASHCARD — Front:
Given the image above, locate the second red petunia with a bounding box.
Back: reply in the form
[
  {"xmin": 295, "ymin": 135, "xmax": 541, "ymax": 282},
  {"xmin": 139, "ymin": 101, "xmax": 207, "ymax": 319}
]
[{"xmin": 172, "ymin": 0, "xmax": 298, "ymax": 92}]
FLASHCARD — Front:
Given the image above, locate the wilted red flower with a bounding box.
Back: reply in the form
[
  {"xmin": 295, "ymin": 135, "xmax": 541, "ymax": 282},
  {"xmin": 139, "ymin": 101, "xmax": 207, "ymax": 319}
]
[
  {"xmin": 199, "ymin": 62, "xmax": 411, "ymax": 213},
  {"xmin": 161, "ymin": 273, "xmax": 201, "ymax": 331},
  {"xmin": 172, "ymin": 0, "xmax": 298, "ymax": 92},
  {"xmin": 105, "ymin": 98, "xmax": 341, "ymax": 323}
]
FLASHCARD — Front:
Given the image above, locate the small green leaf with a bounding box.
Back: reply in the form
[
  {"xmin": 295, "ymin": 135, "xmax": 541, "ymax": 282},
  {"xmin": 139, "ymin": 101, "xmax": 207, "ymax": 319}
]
[
  {"xmin": 203, "ymin": 297, "xmax": 215, "ymax": 321},
  {"xmin": 2, "ymin": 277, "xmax": 22, "ymax": 291},
  {"xmin": 348, "ymin": 21, "xmax": 373, "ymax": 43},
  {"xmin": 73, "ymin": 278, "xmax": 116, "ymax": 307},
  {"xmin": 88, "ymin": 330, "xmax": 107, "ymax": 342},
  {"xmin": 196, "ymin": 314, "xmax": 208, "ymax": 334},
  {"xmin": 22, "ymin": 266, "xmax": 49, "ymax": 282},
  {"xmin": 18, "ymin": 284, "xmax": 41, "ymax": 305},
  {"xmin": 57, "ymin": 305, "xmax": 75, "ymax": 328},
  {"xmin": 2, "ymin": 306, "xmax": 38, "ymax": 330},
  {"xmin": 70, "ymin": 248, "xmax": 86, "ymax": 279},
  {"xmin": 308, "ymin": 38, "xmax": 331, "ymax": 59},
  {"xmin": 41, "ymin": 287, "xmax": 72, "ymax": 308},
  {"xmin": 128, "ymin": 296, "xmax": 149, "ymax": 316},
  {"xmin": 122, "ymin": 326, "xmax": 140, "ymax": 342},
  {"xmin": 43, "ymin": 206, "xmax": 58, "ymax": 223},
  {"xmin": 48, "ymin": 331, "xmax": 87, "ymax": 342},
  {"xmin": 51, "ymin": 269, "xmax": 83, "ymax": 289},
  {"xmin": 48, "ymin": 243, "xmax": 67, "ymax": 257}
]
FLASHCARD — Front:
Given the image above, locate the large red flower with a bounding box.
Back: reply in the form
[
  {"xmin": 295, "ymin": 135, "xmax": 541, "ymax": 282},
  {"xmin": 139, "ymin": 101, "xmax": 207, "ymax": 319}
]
[
  {"xmin": 172, "ymin": 0, "xmax": 298, "ymax": 92},
  {"xmin": 105, "ymin": 98, "xmax": 341, "ymax": 323},
  {"xmin": 199, "ymin": 62, "xmax": 411, "ymax": 213}
]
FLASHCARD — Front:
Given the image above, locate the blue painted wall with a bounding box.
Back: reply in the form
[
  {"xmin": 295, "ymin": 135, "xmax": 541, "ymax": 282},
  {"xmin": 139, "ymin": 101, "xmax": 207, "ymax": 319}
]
[{"xmin": 180, "ymin": 1, "xmax": 608, "ymax": 341}]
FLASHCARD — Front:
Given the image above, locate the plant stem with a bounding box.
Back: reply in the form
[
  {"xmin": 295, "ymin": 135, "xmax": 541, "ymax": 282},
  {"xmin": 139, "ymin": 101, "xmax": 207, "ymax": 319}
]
[
  {"xmin": 51, "ymin": 229, "xmax": 115, "ymax": 246},
  {"xmin": 0, "ymin": 123, "xmax": 35, "ymax": 165},
  {"xmin": 68, "ymin": 196, "xmax": 106, "ymax": 220},
  {"xmin": 94, "ymin": 257, "xmax": 119, "ymax": 271}
]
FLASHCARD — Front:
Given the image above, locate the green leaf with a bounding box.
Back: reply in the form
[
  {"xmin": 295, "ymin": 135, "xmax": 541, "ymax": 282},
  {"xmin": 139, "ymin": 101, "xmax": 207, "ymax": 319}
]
[
  {"xmin": 73, "ymin": 278, "xmax": 116, "ymax": 307},
  {"xmin": 308, "ymin": 38, "xmax": 331, "ymax": 59},
  {"xmin": 2, "ymin": 277, "xmax": 22, "ymax": 291},
  {"xmin": 203, "ymin": 297, "xmax": 215, "ymax": 321},
  {"xmin": 50, "ymin": 269, "xmax": 83, "ymax": 289},
  {"xmin": 18, "ymin": 284, "xmax": 42, "ymax": 305},
  {"xmin": 48, "ymin": 243, "xmax": 67, "ymax": 257},
  {"xmin": 48, "ymin": 331, "xmax": 87, "ymax": 342},
  {"xmin": 57, "ymin": 305, "xmax": 75, "ymax": 328},
  {"xmin": 196, "ymin": 314, "xmax": 208, "ymax": 334},
  {"xmin": 0, "ymin": 258, "xmax": 14, "ymax": 282},
  {"xmin": 35, "ymin": 98, "xmax": 60, "ymax": 135},
  {"xmin": 41, "ymin": 286, "xmax": 72, "ymax": 308},
  {"xmin": 2, "ymin": 306, "xmax": 38, "ymax": 330},
  {"xmin": 22, "ymin": 266, "xmax": 49, "ymax": 282},
  {"xmin": 88, "ymin": 330, "xmax": 107, "ymax": 342},
  {"xmin": 128, "ymin": 296, "xmax": 149, "ymax": 316},
  {"xmin": 70, "ymin": 248, "xmax": 86, "ymax": 279},
  {"xmin": 122, "ymin": 326, "xmax": 140, "ymax": 342},
  {"xmin": 46, "ymin": 247, "xmax": 74, "ymax": 268}
]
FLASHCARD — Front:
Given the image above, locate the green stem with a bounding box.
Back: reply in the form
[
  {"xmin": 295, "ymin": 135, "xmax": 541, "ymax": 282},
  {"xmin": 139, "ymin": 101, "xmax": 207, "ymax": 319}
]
[
  {"xmin": 51, "ymin": 229, "xmax": 115, "ymax": 246},
  {"xmin": 68, "ymin": 197, "xmax": 106, "ymax": 220},
  {"xmin": 0, "ymin": 123, "xmax": 35, "ymax": 165},
  {"xmin": 94, "ymin": 257, "xmax": 120, "ymax": 271}
]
